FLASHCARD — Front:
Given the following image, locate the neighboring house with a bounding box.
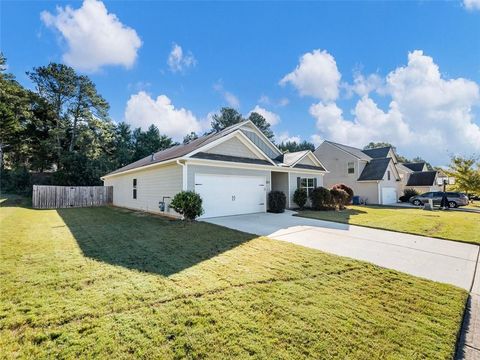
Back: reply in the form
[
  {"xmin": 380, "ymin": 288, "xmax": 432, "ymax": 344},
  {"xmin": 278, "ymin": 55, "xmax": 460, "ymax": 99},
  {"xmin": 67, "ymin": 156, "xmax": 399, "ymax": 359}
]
[
  {"xmin": 102, "ymin": 121, "xmax": 327, "ymax": 218},
  {"xmin": 314, "ymin": 141, "xmax": 441, "ymax": 204}
]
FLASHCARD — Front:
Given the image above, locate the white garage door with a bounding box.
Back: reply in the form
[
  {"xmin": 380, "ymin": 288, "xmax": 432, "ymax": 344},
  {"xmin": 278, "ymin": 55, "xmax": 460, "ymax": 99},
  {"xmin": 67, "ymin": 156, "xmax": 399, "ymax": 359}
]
[
  {"xmin": 381, "ymin": 187, "xmax": 397, "ymax": 205},
  {"xmin": 195, "ymin": 174, "xmax": 266, "ymax": 218}
]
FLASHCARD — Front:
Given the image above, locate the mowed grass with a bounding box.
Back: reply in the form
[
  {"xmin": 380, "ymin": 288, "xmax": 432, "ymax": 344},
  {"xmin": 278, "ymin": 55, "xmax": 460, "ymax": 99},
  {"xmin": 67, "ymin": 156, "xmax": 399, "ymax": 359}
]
[
  {"xmin": 297, "ymin": 205, "xmax": 480, "ymax": 244},
  {"xmin": 0, "ymin": 196, "xmax": 467, "ymax": 359}
]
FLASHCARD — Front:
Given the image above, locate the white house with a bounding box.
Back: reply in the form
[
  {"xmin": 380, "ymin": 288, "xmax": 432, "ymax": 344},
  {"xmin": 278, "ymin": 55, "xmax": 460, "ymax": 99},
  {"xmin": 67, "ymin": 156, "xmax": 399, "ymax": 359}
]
[{"xmin": 102, "ymin": 121, "xmax": 327, "ymax": 218}]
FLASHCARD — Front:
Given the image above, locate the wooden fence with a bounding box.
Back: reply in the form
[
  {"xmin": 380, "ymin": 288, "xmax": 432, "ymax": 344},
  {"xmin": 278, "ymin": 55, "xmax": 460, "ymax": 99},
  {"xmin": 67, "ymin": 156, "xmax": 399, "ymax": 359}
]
[{"xmin": 32, "ymin": 185, "xmax": 113, "ymax": 209}]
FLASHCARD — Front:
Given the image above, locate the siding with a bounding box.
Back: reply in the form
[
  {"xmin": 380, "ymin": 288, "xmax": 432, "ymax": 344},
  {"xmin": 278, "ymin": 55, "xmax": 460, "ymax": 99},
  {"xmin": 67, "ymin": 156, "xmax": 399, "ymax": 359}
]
[
  {"xmin": 240, "ymin": 129, "xmax": 279, "ymax": 159},
  {"xmin": 288, "ymin": 172, "xmax": 323, "ymax": 208},
  {"xmin": 271, "ymin": 172, "xmax": 289, "ymax": 198},
  {"xmin": 103, "ymin": 164, "xmax": 182, "ymax": 215},
  {"xmin": 297, "ymin": 155, "xmax": 317, "ymax": 166},
  {"xmin": 206, "ymin": 136, "xmax": 258, "ymax": 159}
]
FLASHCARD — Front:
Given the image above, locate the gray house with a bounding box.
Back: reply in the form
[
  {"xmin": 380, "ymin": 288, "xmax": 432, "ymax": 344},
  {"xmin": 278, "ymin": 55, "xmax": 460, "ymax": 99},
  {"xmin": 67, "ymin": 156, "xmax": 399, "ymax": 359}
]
[{"xmin": 102, "ymin": 121, "xmax": 327, "ymax": 218}]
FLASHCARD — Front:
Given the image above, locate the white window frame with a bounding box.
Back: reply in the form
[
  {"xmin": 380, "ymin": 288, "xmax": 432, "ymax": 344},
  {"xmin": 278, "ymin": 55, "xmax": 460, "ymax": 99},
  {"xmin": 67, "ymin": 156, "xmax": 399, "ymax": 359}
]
[
  {"xmin": 347, "ymin": 161, "xmax": 355, "ymax": 174},
  {"xmin": 300, "ymin": 177, "xmax": 315, "ymax": 197}
]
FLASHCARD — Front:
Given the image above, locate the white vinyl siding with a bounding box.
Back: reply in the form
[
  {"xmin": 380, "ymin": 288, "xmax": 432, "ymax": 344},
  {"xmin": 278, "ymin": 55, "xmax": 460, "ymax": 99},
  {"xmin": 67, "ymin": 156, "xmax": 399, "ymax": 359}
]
[
  {"xmin": 103, "ymin": 164, "xmax": 182, "ymax": 215},
  {"xmin": 297, "ymin": 156, "xmax": 317, "ymax": 166},
  {"xmin": 205, "ymin": 136, "xmax": 259, "ymax": 159},
  {"xmin": 240, "ymin": 128, "xmax": 279, "ymax": 159}
]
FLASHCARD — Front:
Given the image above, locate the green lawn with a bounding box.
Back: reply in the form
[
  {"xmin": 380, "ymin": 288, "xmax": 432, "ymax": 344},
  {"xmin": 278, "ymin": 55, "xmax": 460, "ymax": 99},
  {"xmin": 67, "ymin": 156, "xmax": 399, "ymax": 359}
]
[
  {"xmin": 297, "ymin": 205, "xmax": 480, "ymax": 244},
  {"xmin": 0, "ymin": 196, "xmax": 467, "ymax": 359}
]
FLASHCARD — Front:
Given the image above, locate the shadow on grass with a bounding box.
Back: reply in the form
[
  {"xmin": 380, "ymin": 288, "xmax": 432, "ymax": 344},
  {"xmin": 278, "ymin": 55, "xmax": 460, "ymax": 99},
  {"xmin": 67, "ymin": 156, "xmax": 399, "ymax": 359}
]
[
  {"xmin": 0, "ymin": 194, "xmax": 32, "ymax": 208},
  {"xmin": 296, "ymin": 207, "xmax": 368, "ymax": 224},
  {"xmin": 57, "ymin": 207, "xmax": 255, "ymax": 277}
]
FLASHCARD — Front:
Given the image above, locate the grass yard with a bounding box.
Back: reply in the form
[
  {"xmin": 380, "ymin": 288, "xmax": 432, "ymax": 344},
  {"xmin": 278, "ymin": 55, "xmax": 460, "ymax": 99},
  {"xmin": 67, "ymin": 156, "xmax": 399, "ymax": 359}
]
[
  {"xmin": 297, "ymin": 205, "xmax": 480, "ymax": 245},
  {"xmin": 0, "ymin": 196, "xmax": 467, "ymax": 359}
]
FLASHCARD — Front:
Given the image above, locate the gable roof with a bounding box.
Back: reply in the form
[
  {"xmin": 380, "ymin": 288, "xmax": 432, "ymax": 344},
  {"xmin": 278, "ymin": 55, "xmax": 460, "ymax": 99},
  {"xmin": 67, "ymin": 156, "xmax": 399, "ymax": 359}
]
[
  {"xmin": 357, "ymin": 158, "xmax": 392, "ymax": 181},
  {"xmin": 396, "ymin": 163, "xmax": 415, "ymax": 173},
  {"xmin": 403, "ymin": 162, "xmax": 426, "ymax": 172},
  {"xmin": 406, "ymin": 171, "xmax": 437, "ymax": 186},
  {"xmin": 278, "ymin": 150, "xmax": 310, "ymax": 166},
  {"xmin": 104, "ymin": 122, "xmax": 246, "ymax": 177},
  {"xmin": 322, "ymin": 140, "xmax": 371, "ymax": 160},
  {"xmin": 362, "ymin": 147, "xmax": 392, "ymax": 159}
]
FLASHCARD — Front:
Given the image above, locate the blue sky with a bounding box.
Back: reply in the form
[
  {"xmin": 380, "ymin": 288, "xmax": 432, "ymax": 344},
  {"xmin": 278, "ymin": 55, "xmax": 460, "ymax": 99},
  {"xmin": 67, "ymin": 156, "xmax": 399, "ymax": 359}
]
[{"xmin": 2, "ymin": 0, "xmax": 480, "ymax": 165}]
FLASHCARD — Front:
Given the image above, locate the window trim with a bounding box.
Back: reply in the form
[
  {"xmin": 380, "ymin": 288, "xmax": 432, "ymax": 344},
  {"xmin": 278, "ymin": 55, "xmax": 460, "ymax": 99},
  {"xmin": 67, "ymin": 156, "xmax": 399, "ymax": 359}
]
[
  {"xmin": 347, "ymin": 161, "xmax": 355, "ymax": 174},
  {"xmin": 300, "ymin": 177, "xmax": 315, "ymax": 197},
  {"xmin": 133, "ymin": 178, "xmax": 137, "ymax": 199}
]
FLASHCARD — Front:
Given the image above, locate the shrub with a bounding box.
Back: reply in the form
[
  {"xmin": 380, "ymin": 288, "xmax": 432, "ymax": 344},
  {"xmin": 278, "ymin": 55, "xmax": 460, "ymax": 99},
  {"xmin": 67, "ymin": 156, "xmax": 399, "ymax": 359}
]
[
  {"xmin": 331, "ymin": 184, "xmax": 354, "ymax": 204},
  {"xmin": 399, "ymin": 189, "xmax": 419, "ymax": 202},
  {"xmin": 170, "ymin": 191, "xmax": 203, "ymax": 220},
  {"xmin": 268, "ymin": 191, "xmax": 287, "ymax": 213},
  {"xmin": 293, "ymin": 188, "xmax": 308, "ymax": 209},
  {"xmin": 310, "ymin": 187, "xmax": 333, "ymax": 210},
  {"xmin": 330, "ymin": 188, "xmax": 349, "ymax": 210}
]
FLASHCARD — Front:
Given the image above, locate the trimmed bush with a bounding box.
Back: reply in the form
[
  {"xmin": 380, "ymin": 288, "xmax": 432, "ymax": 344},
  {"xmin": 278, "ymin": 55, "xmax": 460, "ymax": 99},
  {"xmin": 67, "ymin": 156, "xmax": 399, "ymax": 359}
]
[
  {"xmin": 310, "ymin": 187, "xmax": 333, "ymax": 210},
  {"xmin": 268, "ymin": 191, "xmax": 287, "ymax": 213},
  {"xmin": 331, "ymin": 184, "xmax": 354, "ymax": 204},
  {"xmin": 293, "ymin": 188, "xmax": 308, "ymax": 209},
  {"xmin": 330, "ymin": 188, "xmax": 349, "ymax": 210},
  {"xmin": 399, "ymin": 188, "xmax": 419, "ymax": 202},
  {"xmin": 170, "ymin": 191, "xmax": 203, "ymax": 220}
]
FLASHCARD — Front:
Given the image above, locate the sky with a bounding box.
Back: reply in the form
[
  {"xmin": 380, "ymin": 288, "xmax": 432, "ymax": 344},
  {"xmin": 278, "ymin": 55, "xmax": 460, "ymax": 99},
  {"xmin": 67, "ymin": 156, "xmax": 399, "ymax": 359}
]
[{"xmin": 1, "ymin": 0, "xmax": 480, "ymax": 166}]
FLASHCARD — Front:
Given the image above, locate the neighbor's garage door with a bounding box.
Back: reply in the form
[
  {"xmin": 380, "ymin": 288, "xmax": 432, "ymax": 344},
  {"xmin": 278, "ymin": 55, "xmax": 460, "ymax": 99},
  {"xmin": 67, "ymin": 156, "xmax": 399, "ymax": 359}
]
[
  {"xmin": 195, "ymin": 174, "xmax": 266, "ymax": 218},
  {"xmin": 381, "ymin": 187, "xmax": 397, "ymax": 205}
]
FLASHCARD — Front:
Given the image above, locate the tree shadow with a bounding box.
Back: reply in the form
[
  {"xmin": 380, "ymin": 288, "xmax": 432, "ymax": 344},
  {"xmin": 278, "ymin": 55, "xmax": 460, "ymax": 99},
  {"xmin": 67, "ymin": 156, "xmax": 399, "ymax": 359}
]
[
  {"xmin": 57, "ymin": 207, "xmax": 255, "ymax": 277},
  {"xmin": 0, "ymin": 194, "xmax": 32, "ymax": 208}
]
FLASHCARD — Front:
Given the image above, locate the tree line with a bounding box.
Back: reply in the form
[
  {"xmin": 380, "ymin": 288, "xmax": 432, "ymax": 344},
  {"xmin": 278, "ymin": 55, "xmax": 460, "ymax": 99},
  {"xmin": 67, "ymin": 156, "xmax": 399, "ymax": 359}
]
[{"xmin": 0, "ymin": 55, "xmax": 314, "ymax": 194}]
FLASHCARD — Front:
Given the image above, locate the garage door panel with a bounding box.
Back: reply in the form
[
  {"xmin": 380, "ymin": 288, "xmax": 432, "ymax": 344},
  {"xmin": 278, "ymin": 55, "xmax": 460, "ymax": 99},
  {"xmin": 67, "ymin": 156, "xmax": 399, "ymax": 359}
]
[
  {"xmin": 195, "ymin": 174, "xmax": 266, "ymax": 218},
  {"xmin": 381, "ymin": 187, "xmax": 397, "ymax": 205}
]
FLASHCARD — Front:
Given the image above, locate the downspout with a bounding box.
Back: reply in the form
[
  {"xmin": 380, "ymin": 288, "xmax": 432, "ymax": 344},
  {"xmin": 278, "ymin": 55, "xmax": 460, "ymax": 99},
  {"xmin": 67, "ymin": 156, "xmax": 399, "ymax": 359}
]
[{"xmin": 176, "ymin": 159, "xmax": 188, "ymax": 191}]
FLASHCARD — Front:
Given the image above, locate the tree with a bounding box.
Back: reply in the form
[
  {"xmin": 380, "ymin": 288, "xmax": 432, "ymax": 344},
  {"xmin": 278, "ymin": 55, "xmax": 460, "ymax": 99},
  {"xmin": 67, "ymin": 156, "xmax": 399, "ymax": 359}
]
[
  {"xmin": 210, "ymin": 107, "xmax": 243, "ymax": 133},
  {"xmin": 27, "ymin": 63, "xmax": 77, "ymax": 162},
  {"xmin": 445, "ymin": 156, "xmax": 480, "ymax": 196},
  {"xmin": 278, "ymin": 140, "xmax": 315, "ymax": 153},
  {"xmin": 114, "ymin": 122, "xmax": 134, "ymax": 167},
  {"xmin": 133, "ymin": 125, "xmax": 177, "ymax": 161},
  {"xmin": 183, "ymin": 132, "xmax": 198, "ymax": 144},
  {"xmin": 247, "ymin": 112, "xmax": 274, "ymax": 140}
]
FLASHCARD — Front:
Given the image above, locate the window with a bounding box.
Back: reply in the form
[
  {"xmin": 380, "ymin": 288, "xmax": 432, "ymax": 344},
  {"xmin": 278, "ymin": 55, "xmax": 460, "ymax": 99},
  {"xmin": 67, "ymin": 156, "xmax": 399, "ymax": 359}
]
[
  {"xmin": 133, "ymin": 178, "xmax": 137, "ymax": 199},
  {"xmin": 347, "ymin": 161, "xmax": 355, "ymax": 174},
  {"xmin": 387, "ymin": 170, "xmax": 391, "ymax": 181},
  {"xmin": 300, "ymin": 178, "xmax": 315, "ymax": 197}
]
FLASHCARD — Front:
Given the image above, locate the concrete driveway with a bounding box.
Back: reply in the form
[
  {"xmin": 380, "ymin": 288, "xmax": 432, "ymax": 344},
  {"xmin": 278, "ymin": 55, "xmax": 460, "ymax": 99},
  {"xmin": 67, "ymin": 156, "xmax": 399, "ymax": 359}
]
[{"xmin": 204, "ymin": 211, "xmax": 479, "ymax": 293}]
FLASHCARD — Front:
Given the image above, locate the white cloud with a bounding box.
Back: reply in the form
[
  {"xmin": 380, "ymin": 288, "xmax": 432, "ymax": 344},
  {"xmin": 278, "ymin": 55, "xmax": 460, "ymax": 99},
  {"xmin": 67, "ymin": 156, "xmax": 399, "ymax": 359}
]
[
  {"xmin": 277, "ymin": 132, "xmax": 301, "ymax": 144},
  {"xmin": 213, "ymin": 81, "xmax": 240, "ymax": 108},
  {"xmin": 167, "ymin": 43, "xmax": 196, "ymax": 73},
  {"xmin": 345, "ymin": 72, "xmax": 384, "ymax": 97},
  {"xmin": 249, "ymin": 106, "xmax": 280, "ymax": 126},
  {"xmin": 124, "ymin": 91, "xmax": 203, "ymax": 139},
  {"xmin": 310, "ymin": 50, "xmax": 480, "ymax": 165},
  {"xmin": 41, "ymin": 0, "xmax": 142, "ymax": 72},
  {"xmin": 280, "ymin": 49, "xmax": 341, "ymax": 102},
  {"xmin": 464, "ymin": 0, "xmax": 480, "ymax": 10},
  {"xmin": 258, "ymin": 95, "xmax": 289, "ymax": 107}
]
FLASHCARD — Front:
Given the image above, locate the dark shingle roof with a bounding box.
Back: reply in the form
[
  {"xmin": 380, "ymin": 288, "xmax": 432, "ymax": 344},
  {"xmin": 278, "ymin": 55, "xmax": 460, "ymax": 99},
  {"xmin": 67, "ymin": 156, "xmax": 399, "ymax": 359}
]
[
  {"xmin": 403, "ymin": 162, "xmax": 426, "ymax": 172},
  {"xmin": 103, "ymin": 122, "xmax": 245, "ymax": 176},
  {"xmin": 362, "ymin": 147, "xmax": 392, "ymax": 159},
  {"xmin": 406, "ymin": 171, "xmax": 437, "ymax": 186},
  {"xmin": 191, "ymin": 152, "xmax": 273, "ymax": 166},
  {"xmin": 357, "ymin": 158, "xmax": 391, "ymax": 181},
  {"xmin": 294, "ymin": 164, "xmax": 326, "ymax": 171}
]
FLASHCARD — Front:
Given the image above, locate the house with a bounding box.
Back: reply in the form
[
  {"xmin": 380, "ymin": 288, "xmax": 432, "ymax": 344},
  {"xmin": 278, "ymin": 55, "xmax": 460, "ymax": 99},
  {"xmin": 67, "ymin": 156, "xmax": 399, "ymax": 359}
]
[
  {"xmin": 314, "ymin": 141, "xmax": 401, "ymax": 205},
  {"xmin": 314, "ymin": 141, "xmax": 443, "ymax": 204},
  {"xmin": 102, "ymin": 121, "xmax": 327, "ymax": 218}
]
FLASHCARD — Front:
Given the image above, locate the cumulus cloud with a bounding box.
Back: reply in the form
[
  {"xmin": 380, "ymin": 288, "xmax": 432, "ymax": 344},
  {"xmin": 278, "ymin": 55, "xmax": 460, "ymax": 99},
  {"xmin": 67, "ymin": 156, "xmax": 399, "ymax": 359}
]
[
  {"xmin": 167, "ymin": 43, "xmax": 196, "ymax": 73},
  {"xmin": 464, "ymin": 0, "xmax": 480, "ymax": 10},
  {"xmin": 124, "ymin": 91, "xmax": 203, "ymax": 139},
  {"xmin": 213, "ymin": 81, "xmax": 240, "ymax": 108},
  {"xmin": 309, "ymin": 50, "xmax": 480, "ymax": 165},
  {"xmin": 249, "ymin": 105, "xmax": 280, "ymax": 126},
  {"xmin": 345, "ymin": 72, "xmax": 384, "ymax": 97},
  {"xmin": 280, "ymin": 49, "xmax": 341, "ymax": 102},
  {"xmin": 277, "ymin": 132, "xmax": 301, "ymax": 144},
  {"xmin": 41, "ymin": 0, "xmax": 141, "ymax": 72}
]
